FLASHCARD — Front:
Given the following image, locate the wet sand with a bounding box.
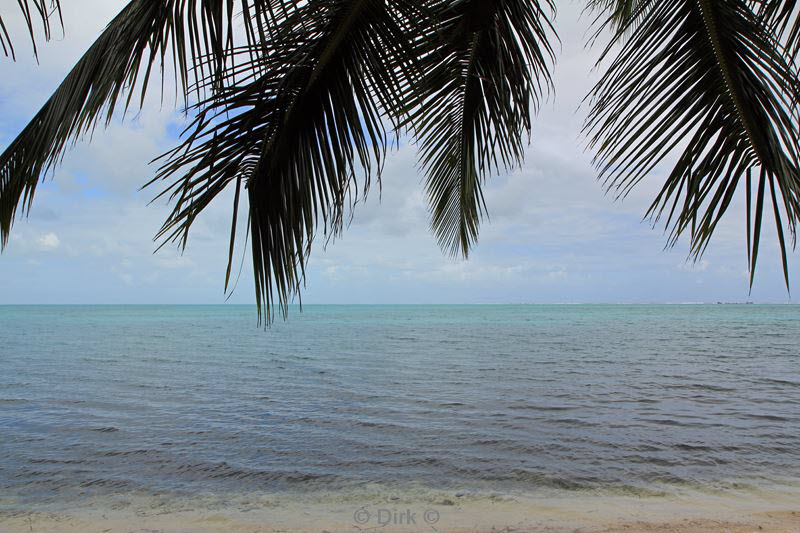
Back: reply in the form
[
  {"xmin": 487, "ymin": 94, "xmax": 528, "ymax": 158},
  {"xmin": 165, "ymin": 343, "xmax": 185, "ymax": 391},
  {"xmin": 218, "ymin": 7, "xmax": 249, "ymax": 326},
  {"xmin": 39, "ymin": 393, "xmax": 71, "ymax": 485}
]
[{"xmin": 2, "ymin": 486, "xmax": 799, "ymax": 532}]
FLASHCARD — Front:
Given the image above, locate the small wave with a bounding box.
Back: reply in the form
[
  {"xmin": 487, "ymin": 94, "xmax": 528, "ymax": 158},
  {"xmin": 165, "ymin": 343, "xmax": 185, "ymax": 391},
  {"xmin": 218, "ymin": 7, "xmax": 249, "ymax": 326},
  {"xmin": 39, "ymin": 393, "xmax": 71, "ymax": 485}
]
[
  {"xmin": 171, "ymin": 461, "xmax": 339, "ymax": 485},
  {"xmin": 739, "ymin": 413, "xmax": 791, "ymax": 422},
  {"xmin": 99, "ymin": 449, "xmax": 153, "ymax": 457},
  {"xmin": 643, "ymin": 418, "xmax": 722, "ymax": 428},
  {"xmin": 28, "ymin": 458, "xmax": 85, "ymax": 465},
  {"xmin": 546, "ymin": 417, "xmax": 596, "ymax": 427},
  {"xmin": 472, "ymin": 439, "xmax": 505, "ymax": 446},
  {"xmin": 132, "ymin": 383, "xmax": 173, "ymax": 390},
  {"xmin": 632, "ymin": 444, "xmax": 662, "ymax": 452},
  {"xmin": 499, "ymin": 469, "xmax": 597, "ymax": 490},
  {"xmin": 355, "ymin": 420, "xmax": 410, "ymax": 431},
  {"xmin": 624, "ymin": 454, "xmax": 681, "ymax": 467},
  {"xmin": 140, "ymin": 357, "xmax": 181, "ymax": 363},
  {"xmin": 673, "ymin": 443, "xmax": 713, "ymax": 452},
  {"xmin": 79, "ymin": 478, "xmax": 132, "ymax": 489},
  {"xmin": 663, "ymin": 383, "xmax": 737, "ymax": 393},
  {"xmin": 508, "ymin": 404, "xmax": 576, "ymax": 412},
  {"xmin": 760, "ymin": 378, "xmax": 800, "ymax": 388}
]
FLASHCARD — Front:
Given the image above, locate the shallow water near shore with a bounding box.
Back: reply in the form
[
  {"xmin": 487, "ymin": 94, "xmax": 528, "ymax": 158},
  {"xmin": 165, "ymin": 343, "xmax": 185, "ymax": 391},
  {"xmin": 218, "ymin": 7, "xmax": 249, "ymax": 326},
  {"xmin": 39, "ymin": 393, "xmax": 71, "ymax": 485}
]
[{"xmin": 1, "ymin": 304, "xmax": 799, "ymax": 529}]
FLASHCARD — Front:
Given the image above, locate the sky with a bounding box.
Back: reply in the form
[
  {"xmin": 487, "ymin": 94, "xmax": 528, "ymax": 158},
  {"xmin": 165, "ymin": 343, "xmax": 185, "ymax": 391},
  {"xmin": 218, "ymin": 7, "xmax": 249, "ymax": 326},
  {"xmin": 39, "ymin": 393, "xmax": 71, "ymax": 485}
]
[{"xmin": 0, "ymin": 1, "xmax": 797, "ymax": 305}]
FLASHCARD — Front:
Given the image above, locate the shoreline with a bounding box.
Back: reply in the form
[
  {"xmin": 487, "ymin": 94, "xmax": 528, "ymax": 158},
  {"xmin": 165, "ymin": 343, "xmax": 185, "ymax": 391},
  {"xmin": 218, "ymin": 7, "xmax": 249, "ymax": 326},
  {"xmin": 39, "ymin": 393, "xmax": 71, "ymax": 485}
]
[{"xmin": 3, "ymin": 485, "xmax": 799, "ymax": 532}]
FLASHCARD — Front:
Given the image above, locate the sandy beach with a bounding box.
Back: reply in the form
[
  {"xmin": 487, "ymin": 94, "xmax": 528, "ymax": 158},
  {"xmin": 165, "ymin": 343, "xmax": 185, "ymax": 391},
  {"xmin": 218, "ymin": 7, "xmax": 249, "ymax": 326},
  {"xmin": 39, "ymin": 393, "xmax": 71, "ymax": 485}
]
[{"xmin": 2, "ymin": 485, "xmax": 799, "ymax": 532}]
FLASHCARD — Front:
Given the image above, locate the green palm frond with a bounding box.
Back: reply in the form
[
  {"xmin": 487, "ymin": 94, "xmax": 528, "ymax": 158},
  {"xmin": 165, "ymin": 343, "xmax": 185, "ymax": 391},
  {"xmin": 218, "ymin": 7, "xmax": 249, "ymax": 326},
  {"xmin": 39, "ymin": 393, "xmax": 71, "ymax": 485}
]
[
  {"xmin": 0, "ymin": 0, "xmax": 62, "ymax": 60},
  {"xmin": 149, "ymin": 0, "xmax": 422, "ymax": 322},
  {"xmin": 0, "ymin": 0, "xmax": 289, "ymax": 250},
  {"xmin": 404, "ymin": 0, "xmax": 556, "ymax": 257},
  {"xmin": 586, "ymin": 0, "xmax": 800, "ymax": 289}
]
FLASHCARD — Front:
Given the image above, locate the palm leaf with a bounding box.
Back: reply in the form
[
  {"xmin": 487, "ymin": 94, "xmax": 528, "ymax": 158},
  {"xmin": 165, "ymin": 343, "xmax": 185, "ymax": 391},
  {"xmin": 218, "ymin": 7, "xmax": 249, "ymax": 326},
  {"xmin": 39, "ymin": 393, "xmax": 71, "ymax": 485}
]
[
  {"xmin": 149, "ymin": 0, "xmax": 422, "ymax": 322},
  {"xmin": 402, "ymin": 0, "xmax": 556, "ymax": 258},
  {"xmin": 0, "ymin": 0, "xmax": 62, "ymax": 60},
  {"xmin": 757, "ymin": 1, "xmax": 800, "ymax": 61},
  {"xmin": 586, "ymin": 0, "xmax": 800, "ymax": 288},
  {"xmin": 585, "ymin": 0, "xmax": 655, "ymax": 33},
  {"xmin": 0, "ymin": 0, "xmax": 288, "ymax": 250}
]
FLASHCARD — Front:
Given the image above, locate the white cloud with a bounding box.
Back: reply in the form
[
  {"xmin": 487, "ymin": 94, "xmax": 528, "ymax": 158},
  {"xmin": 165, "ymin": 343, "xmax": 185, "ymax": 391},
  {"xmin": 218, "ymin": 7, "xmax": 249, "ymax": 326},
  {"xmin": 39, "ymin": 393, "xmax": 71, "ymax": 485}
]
[
  {"xmin": 676, "ymin": 259, "xmax": 710, "ymax": 272},
  {"xmin": 36, "ymin": 232, "xmax": 60, "ymax": 250}
]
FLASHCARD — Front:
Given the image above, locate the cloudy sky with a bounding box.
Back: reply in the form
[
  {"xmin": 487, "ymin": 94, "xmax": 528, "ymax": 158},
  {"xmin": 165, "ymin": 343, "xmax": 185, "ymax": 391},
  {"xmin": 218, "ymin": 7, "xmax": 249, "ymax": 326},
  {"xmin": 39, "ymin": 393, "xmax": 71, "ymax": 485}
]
[{"xmin": 0, "ymin": 1, "xmax": 797, "ymax": 305}]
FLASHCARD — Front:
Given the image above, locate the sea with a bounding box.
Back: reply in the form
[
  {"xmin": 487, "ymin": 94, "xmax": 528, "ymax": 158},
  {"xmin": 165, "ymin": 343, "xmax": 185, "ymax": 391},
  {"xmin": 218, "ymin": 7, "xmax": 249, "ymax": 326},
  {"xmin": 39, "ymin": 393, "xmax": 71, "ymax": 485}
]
[{"xmin": 1, "ymin": 304, "xmax": 799, "ymax": 517}]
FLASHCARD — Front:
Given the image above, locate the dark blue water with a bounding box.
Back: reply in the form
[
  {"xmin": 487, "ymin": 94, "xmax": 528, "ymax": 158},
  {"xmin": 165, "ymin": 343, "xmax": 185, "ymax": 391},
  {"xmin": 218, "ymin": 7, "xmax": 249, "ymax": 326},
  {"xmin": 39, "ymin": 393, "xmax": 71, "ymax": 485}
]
[{"xmin": 1, "ymin": 305, "xmax": 799, "ymax": 508}]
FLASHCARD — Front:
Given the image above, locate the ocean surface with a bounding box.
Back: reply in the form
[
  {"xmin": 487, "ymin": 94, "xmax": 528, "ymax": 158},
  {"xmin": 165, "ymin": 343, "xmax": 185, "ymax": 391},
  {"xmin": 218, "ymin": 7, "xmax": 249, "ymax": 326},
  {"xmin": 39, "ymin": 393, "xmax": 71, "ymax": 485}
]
[{"xmin": 1, "ymin": 304, "xmax": 799, "ymax": 512}]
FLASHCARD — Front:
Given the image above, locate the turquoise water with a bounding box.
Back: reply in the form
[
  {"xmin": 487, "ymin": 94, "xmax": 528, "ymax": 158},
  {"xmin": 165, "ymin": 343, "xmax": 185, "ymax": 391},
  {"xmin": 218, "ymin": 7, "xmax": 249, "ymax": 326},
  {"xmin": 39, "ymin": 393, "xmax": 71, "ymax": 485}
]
[{"xmin": 1, "ymin": 304, "xmax": 799, "ymax": 509}]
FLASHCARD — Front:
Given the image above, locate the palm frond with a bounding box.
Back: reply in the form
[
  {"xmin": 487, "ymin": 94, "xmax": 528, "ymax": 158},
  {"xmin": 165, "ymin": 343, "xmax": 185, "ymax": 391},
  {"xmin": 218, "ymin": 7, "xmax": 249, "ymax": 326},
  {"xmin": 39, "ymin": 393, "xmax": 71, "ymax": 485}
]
[
  {"xmin": 757, "ymin": 1, "xmax": 800, "ymax": 60},
  {"xmin": 149, "ymin": 0, "xmax": 422, "ymax": 322},
  {"xmin": 585, "ymin": 0, "xmax": 654, "ymax": 32},
  {"xmin": 0, "ymin": 0, "xmax": 62, "ymax": 60},
  {"xmin": 585, "ymin": 0, "xmax": 800, "ymax": 288},
  {"xmin": 404, "ymin": 0, "xmax": 556, "ymax": 257},
  {"xmin": 0, "ymin": 0, "xmax": 289, "ymax": 250}
]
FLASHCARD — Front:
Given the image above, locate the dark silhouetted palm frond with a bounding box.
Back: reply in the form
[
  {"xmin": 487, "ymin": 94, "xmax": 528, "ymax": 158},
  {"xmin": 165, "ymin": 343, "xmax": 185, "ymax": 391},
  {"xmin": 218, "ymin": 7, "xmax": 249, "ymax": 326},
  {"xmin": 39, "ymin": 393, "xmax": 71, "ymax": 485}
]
[
  {"xmin": 0, "ymin": 0, "xmax": 62, "ymax": 60},
  {"xmin": 403, "ymin": 0, "xmax": 556, "ymax": 257},
  {"xmin": 0, "ymin": 0, "xmax": 287, "ymax": 250},
  {"xmin": 585, "ymin": 0, "xmax": 654, "ymax": 32},
  {"xmin": 149, "ymin": 0, "xmax": 423, "ymax": 321},
  {"xmin": 758, "ymin": 1, "xmax": 800, "ymax": 61},
  {"xmin": 586, "ymin": 0, "xmax": 800, "ymax": 289}
]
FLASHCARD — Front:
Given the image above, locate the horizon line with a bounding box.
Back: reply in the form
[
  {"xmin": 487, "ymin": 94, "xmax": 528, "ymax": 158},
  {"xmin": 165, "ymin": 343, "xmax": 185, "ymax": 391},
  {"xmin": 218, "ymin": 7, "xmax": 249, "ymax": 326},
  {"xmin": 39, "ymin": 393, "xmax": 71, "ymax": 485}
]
[{"xmin": 0, "ymin": 302, "xmax": 795, "ymax": 306}]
